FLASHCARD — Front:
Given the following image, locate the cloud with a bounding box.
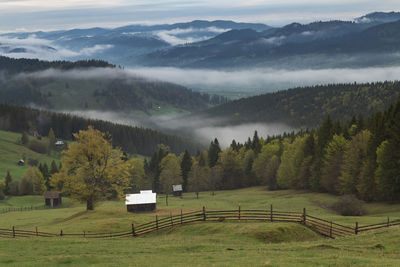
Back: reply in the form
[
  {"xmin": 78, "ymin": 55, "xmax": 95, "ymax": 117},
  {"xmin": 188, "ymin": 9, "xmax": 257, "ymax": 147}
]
[
  {"xmin": 128, "ymin": 64, "xmax": 400, "ymax": 92},
  {"xmin": 58, "ymin": 108, "xmax": 293, "ymax": 147},
  {"xmin": 152, "ymin": 114, "xmax": 293, "ymax": 147},
  {"xmin": 154, "ymin": 27, "xmax": 230, "ymax": 45},
  {"xmin": 0, "ymin": 35, "xmax": 113, "ymax": 60}
]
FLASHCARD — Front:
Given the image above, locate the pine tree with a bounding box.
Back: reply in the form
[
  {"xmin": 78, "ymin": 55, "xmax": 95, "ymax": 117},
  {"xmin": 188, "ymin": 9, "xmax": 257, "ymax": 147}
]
[
  {"xmin": 21, "ymin": 131, "xmax": 29, "ymax": 145},
  {"xmin": 251, "ymin": 131, "xmax": 262, "ymax": 154},
  {"xmin": 4, "ymin": 171, "xmax": 12, "ymax": 195},
  {"xmin": 208, "ymin": 138, "xmax": 221, "ymax": 168},
  {"xmin": 180, "ymin": 150, "xmax": 192, "ymax": 192},
  {"xmin": 50, "ymin": 160, "xmax": 58, "ymax": 175}
]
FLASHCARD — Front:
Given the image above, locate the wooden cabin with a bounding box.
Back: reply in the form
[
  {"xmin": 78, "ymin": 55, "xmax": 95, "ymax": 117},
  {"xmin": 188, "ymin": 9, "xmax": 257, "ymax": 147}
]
[
  {"xmin": 55, "ymin": 140, "xmax": 65, "ymax": 147},
  {"xmin": 45, "ymin": 191, "xmax": 62, "ymax": 207},
  {"xmin": 172, "ymin": 184, "xmax": 183, "ymax": 197},
  {"xmin": 126, "ymin": 190, "xmax": 156, "ymax": 213}
]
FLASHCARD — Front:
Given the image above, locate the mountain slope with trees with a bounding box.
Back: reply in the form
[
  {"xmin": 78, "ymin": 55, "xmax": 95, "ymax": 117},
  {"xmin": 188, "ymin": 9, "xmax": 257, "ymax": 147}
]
[
  {"xmin": 0, "ymin": 56, "xmax": 224, "ymax": 113},
  {"xmin": 198, "ymin": 81, "xmax": 400, "ymax": 128},
  {"xmin": 143, "ymin": 17, "xmax": 400, "ymax": 68},
  {"xmin": 0, "ymin": 104, "xmax": 202, "ymax": 156}
]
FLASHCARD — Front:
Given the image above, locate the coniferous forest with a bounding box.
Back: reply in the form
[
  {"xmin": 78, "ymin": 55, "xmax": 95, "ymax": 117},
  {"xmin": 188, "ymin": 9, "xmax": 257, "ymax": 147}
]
[
  {"xmin": 141, "ymin": 97, "xmax": 400, "ymax": 203},
  {"xmin": 0, "ymin": 104, "xmax": 202, "ymax": 156}
]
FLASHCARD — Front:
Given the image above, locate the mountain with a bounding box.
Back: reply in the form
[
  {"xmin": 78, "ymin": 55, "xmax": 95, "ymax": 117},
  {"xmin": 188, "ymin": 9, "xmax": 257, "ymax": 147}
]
[
  {"xmin": 0, "ymin": 56, "xmax": 220, "ymax": 115},
  {"xmin": 194, "ymin": 81, "xmax": 400, "ymax": 128},
  {"xmin": 0, "ymin": 20, "xmax": 271, "ymax": 66},
  {"xmin": 355, "ymin": 11, "xmax": 400, "ymax": 24},
  {"xmin": 142, "ymin": 16, "xmax": 400, "ymax": 69}
]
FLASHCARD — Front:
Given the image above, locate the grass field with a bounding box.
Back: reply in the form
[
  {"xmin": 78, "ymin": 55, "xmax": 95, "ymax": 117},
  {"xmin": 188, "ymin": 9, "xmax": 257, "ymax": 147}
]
[
  {"xmin": 1, "ymin": 187, "xmax": 400, "ymax": 266},
  {"xmin": 0, "ymin": 130, "xmax": 60, "ymax": 181}
]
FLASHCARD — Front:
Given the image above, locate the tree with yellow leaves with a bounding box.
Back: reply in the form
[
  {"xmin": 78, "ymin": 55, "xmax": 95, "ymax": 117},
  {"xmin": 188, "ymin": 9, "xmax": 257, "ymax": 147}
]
[{"xmin": 51, "ymin": 126, "xmax": 130, "ymax": 210}]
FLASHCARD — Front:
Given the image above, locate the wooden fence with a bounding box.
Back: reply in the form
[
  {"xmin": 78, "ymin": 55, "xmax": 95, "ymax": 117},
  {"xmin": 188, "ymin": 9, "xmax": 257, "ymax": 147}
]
[
  {"xmin": 0, "ymin": 205, "xmax": 56, "ymax": 214},
  {"xmin": 1, "ymin": 206, "xmax": 399, "ymax": 239}
]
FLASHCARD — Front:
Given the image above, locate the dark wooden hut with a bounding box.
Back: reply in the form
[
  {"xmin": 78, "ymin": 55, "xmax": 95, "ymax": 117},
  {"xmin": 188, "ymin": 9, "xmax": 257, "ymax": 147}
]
[
  {"xmin": 44, "ymin": 191, "xmax": 62, "ymax": 207},
  {"xmin": 172, "ymin": 184, "xmax": 183, "ymax": 197}
]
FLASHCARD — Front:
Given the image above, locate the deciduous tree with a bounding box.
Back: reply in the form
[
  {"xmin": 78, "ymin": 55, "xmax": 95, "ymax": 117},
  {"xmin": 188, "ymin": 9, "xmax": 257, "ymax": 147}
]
[{"xmin": 51, "ymin": 126, "xmax": 130, "ymax": 210}]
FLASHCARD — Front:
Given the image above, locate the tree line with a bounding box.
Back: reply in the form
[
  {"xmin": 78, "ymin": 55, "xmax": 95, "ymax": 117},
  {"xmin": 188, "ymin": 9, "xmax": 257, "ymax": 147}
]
[
  {"xmin": 138, "ymin": 97, "xmax": 400, "ymax": 202},
  {"xmin": 0, "ymin": 104, "xmax": 202, "ymax": 156},
  {"xmin": 202, "ymin": 81, "xmax": 400, "ymax": 128}
]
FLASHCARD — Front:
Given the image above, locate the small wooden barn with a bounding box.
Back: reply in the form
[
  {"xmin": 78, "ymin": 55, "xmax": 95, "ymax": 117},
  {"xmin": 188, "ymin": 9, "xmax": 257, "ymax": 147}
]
[
  {"xmin": 55, "ymin": 140, "xmax": 65, "ymax": 147},
  {"xmin": 172, "ymin": 184, "xmax": 183, "ymax": 197},
  {"xmin": 126, "ymin": 190, "xmax": 156, "ymax": 213},
  {"xmin": 44, "ymin": 191, "xmax": 62, "ymax": 207}
]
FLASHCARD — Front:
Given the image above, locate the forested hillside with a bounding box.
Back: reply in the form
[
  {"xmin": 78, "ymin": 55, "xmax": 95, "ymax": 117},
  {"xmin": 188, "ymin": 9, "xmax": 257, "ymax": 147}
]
[
  {"xmin": 200, "ymin": 81, "xmax": 400, "ymax": 128},
  {"xmin": 143, "ymin": 18, "xmax": 400, "ymax": 68},
  {"xmin": 143, "ymin": 97, "xmax": 400, "ymax": 203},
  {"xmin": 0, "ymin": 104, "xmax": 202, "ymax": 156},
  {"xmin": 0, "ymin": 56, "xmax": 225, "ymax": 113},
  {"xmin": 0, "ymin": 56, "xmax": 113, "ymax": 74}
]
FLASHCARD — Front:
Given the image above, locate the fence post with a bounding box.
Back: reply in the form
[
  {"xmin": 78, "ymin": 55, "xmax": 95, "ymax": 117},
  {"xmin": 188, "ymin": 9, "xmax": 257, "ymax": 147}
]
[
  {"xmin": 170, "ymin": 212, "xmax": 173, "ymax": 226},
  {"xmin": 132, "ymin": 223, "xmax": 136, "ymax": 237},
  {"xmin": 12, "ymin": 226, "xmax": 15, "ymax": 238},
  {"xmin": 303, "ymin": 208, "xmax": 306, "ymax": 225},
  {"xmin": 36, "ymin": 226, "xmax": 38, "ymax": 237},
  {"xmin": 203, "ymin": 206, "xmax": 206, "ymax": 221},
  {"xmin": 60, "ymin": 229, "xmax": 63, "ymax": 237},
  {"xmin": 330, "ymin": 221, "xmax": 333, "ymax": 238},
  {"xmin": 156, "ymin": 215, "xmax": 159, "ymax": 230},
  {"xmin": 166, "ymin": 194, "xmax": 168, "ymax": 206},
  {"xmin": 270, "ymin": 204, "xmax": 273, "ymax": 222},
  {"xmin": 180, "ymin": 209, "xmax": 183, "ymax": 225},
  {"xmin": 83, "ymin": 231, "xmax": 86, "ymax": 238},
  {"xmin": 238, "ymin": 205, "xmax": 241, "ymax": 221},
  {"xmin": 355, "ymin": 222, "xmax": 358, "ymax": 235},
  {"xmin": 387, "ymin": 217, "xmax": 390, "ymax": 227}
]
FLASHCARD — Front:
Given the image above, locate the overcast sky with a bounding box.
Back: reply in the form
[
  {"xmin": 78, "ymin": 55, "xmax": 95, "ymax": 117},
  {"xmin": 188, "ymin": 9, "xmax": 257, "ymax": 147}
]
[{"xmin": 0, "ymin": 0, "xmax": 399, "ymax": 32}]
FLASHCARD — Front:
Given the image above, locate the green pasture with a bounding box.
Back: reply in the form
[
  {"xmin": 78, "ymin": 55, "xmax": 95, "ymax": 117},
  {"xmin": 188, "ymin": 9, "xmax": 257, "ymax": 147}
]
[
  {"xmin": 1, "ymin": 187, "xmax": 400, "ymax": 233},
  {"xmin": 1, "ymin": 187, "xmax": 400, "ymax": 266},
  {"xmin": 0, "ymin": 130, "xmax": 60, "ymax": 181}
]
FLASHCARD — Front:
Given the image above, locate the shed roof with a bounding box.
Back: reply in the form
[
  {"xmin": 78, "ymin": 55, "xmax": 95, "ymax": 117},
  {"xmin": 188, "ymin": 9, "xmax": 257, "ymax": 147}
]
[
  {"xmin": 172, "ymin": 184, "xmax": 183, "ymax": 192},
  {"xmin": 126, "ymin": 191, "xmax": 156, "ymax": 205},
  {"xmin": 45, "ymin": 191, "xmax": 60, "ymax": 199}
]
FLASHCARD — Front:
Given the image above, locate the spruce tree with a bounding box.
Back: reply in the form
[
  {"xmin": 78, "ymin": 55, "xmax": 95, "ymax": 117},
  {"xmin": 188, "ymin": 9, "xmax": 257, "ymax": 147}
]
[
  {"xmin": 208, "ymin": 138, "xmax": 221, "ymax": 168},
  {"xmin": 4, "ymin": 171, "xmax": 12, "ymax": 195},
  {"xmin": 180, "ymin": 150, "xmax": 192, "ymax": 192}
]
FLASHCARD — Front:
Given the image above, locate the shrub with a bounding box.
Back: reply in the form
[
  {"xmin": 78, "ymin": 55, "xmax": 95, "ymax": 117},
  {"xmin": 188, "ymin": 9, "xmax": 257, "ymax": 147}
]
[
  {"xmin": 19, "ymin": 177, "xmax": 33, "ymax": 195},
  {"xmin": 28, "ymin": 158, "xmax": 39, "ymax": 166},
  {"xmin": 8, "ymin": 181, "xmax": 20, "ymax": 196},
  {"xmin": 331, "ymin": 195, "xmax": 366, "ymax": 216},
  {"xmin": 28, "ymin": 140, "xmax": 49, "ymax": 154}
]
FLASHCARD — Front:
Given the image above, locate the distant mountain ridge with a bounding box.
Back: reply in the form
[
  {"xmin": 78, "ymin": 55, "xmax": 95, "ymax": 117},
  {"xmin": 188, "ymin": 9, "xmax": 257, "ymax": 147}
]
[
  {"xmin": 1, "ymin": 12, "xmax": 400, "ymax": 69},
  {"xmin": 142, "ymin": 14, "xmax": 400, "ymax": 68}
]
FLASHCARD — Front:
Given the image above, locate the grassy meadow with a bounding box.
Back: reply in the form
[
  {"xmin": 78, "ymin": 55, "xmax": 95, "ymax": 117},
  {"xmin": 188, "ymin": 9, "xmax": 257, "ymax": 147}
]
[
  {"xmin": 0, "ymin": 130, "xmax": 60, "ymax": 181},
  {"xmin": 1, "ymin": 187, "xmax": 400, "ymax": 266}
]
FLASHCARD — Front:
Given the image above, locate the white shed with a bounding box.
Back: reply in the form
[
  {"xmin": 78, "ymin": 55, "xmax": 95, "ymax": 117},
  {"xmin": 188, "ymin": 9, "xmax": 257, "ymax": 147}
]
[{"xmin": 126, "ymin": 191, "xmax": 157, "ymax": 212}]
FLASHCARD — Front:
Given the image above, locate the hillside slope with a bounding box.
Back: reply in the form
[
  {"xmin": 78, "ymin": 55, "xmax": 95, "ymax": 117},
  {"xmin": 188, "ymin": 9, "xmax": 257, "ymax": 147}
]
[
  {"xmin": 197, "ymin": 81, "xmax": 400, "ymax": 128},
  {"xmin": 0, "ymin": 56, "xmax": 214, "ymax": 114}
]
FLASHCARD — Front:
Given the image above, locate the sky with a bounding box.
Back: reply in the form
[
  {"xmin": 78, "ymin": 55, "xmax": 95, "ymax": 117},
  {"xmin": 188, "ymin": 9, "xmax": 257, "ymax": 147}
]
[{"xmin": 0, "ymin": 0, "xmax": 399, "ymax": 32}]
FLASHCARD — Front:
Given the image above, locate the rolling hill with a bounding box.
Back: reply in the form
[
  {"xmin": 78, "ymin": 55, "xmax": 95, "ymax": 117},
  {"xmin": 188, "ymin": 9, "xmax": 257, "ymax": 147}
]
[
  {"xmin": 0, "ymin": 56, "xmax": 218, "ymax": 114},
  {"xmin": 195, "ymin": 81, "xmax": 400, "ymax": 128}
]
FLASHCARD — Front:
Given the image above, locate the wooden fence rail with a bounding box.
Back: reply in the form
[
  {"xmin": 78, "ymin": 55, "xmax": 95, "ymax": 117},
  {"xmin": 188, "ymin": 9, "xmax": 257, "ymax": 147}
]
[{"xmin": 1, "ymin": 206, "xmax": 399, "ymax": 239}]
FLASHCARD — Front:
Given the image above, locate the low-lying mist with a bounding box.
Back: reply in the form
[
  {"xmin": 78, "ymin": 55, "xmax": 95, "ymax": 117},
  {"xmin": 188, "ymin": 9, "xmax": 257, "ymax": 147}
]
[
  {"xmin": 60, "ymin": 109, "xmax": 293, "ymax": 147},
  {"xmin": 129, "ymin": 65, "xmax": 400, "ymax": 93}
]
